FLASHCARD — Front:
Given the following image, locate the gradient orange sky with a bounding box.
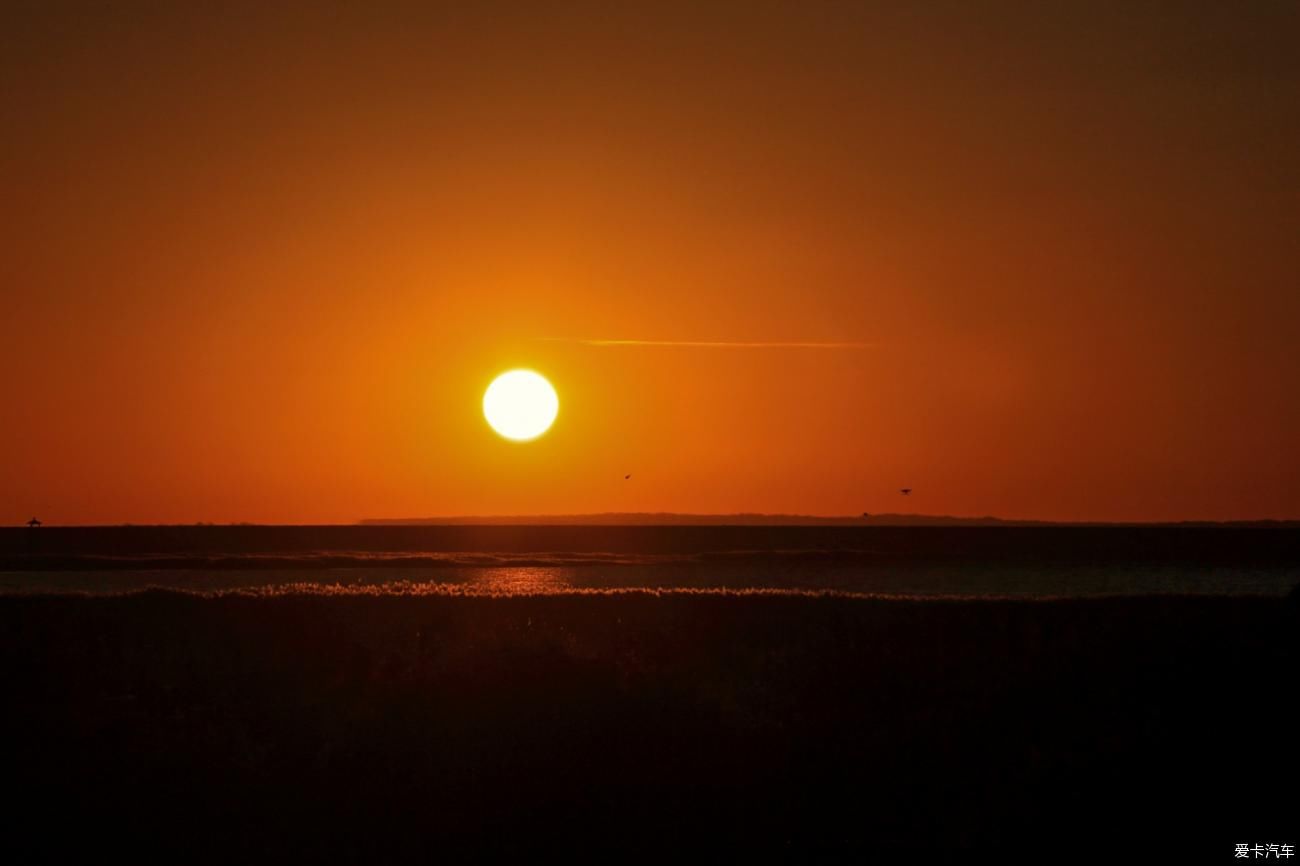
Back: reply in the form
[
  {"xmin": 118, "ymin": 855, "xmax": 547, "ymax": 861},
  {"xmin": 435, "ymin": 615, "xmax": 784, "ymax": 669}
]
[{"xmin": 3, "ymin": 2, "xmax": 1297, "ymax": 524}]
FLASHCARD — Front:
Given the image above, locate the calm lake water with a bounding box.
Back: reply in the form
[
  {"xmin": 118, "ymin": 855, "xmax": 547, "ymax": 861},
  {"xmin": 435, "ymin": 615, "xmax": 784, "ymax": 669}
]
[
  {"xmin": 2, "ymin": 562, "xmax": 1297, "ymax": 597},
  {"xmin": 2, "ymin": 525, "xmax": 1297, "ymax": 597}
]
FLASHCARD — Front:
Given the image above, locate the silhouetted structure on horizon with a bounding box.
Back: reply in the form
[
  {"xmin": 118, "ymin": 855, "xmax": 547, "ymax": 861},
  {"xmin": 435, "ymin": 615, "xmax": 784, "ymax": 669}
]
[{"xmin": 26, "ymin": 517, "xmax": 41, "ymax": 528}]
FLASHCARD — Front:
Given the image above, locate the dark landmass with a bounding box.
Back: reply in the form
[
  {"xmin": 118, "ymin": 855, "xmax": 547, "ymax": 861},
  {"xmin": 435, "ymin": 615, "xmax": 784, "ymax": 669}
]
[
  {"xmin": 4, "ymin": 525, "xmax": 1300, "ymax": 572},
  {"xmin": 364, "ymin": 512, "xmax": 1059, "ymax": 526},
  {"xmin": 362, "ymin": 512, "xmax": 1300, "ymax": 527},
  {"xmin": 2, "ymin": 591, "xmax": 1294, "ymax": 862}
]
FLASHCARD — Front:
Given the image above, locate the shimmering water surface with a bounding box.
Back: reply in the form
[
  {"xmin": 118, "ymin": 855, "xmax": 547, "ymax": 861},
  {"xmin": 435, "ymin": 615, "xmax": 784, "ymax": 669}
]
[
  {"xmin": 2, "ymin": 561, "xmax": 1296, "ymax": 597},
  {"xmin": 3, "ymin": 525, "xmax": 1297, "ymax": 596}
]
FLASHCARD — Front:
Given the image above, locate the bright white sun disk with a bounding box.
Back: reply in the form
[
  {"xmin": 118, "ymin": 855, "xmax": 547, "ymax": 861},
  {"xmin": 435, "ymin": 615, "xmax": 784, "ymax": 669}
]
[{"xmin": 483, "ymin": 369, "xmax": 559, "ymax": 441}]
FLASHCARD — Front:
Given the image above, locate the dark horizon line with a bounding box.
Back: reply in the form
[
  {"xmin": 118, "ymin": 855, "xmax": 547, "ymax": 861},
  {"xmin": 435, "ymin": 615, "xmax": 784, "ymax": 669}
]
[
  {"xmin": 11, "ymin": 512, "xmax": 1298, "ymax": 529},
  {"xmin": 357, "ymin": 512, "xmax": 1300, "ymax": 528}
]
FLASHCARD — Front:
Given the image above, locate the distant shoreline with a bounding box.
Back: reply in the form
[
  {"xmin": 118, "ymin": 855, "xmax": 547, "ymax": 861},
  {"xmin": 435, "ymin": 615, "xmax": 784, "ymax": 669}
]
[
  {"xmin": 359, "ymin": 512, "xmax": 1300, "ymax": 528},
  {"xmin": 5, "ymin": 523, "xmax": 1299, "ymax": 565},
  {"xmin": 6, "ymin": 513, "xmax": 1300, "ymax": 529}
]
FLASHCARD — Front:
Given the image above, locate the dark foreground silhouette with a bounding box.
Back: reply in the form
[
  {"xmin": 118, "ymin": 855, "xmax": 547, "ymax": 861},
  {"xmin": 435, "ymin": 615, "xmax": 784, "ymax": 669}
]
[{"xmin": 2, "ymin": 591, "xmax": 1294, "ymax": 862}]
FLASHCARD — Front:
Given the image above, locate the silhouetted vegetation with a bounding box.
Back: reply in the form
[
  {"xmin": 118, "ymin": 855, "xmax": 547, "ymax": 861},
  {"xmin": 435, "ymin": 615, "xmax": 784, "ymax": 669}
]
[{"xmin": 2, "ymin": 591, "xmax": 1294, "ymax": 861}]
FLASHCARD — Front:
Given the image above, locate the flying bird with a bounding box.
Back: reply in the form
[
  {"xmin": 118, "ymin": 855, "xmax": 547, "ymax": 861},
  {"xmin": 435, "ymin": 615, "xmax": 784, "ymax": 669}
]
[
  {"xmin": 624, "ymin": 474, "xmax": 632, "ymax": 480},
  {"xmin": 900, "ymin": 488, "xmax": 912, "ymax": 496}
]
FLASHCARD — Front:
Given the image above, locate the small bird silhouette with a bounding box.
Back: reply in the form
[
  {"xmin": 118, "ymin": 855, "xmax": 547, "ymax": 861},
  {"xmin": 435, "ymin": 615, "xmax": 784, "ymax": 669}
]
[
  {"xmin": 624, "ymin": 474, "xmax": 632, "ymax": 480},
  {"xmin": 900, "ymin": 488, "xmax": 912, "ymax": 496}
]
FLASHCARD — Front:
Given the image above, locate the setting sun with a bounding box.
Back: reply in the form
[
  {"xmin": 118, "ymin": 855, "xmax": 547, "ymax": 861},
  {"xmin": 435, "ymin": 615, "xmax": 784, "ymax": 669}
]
[{"xmin": 483, "ymin": 369, "xmax": 559, "ymax": 442}]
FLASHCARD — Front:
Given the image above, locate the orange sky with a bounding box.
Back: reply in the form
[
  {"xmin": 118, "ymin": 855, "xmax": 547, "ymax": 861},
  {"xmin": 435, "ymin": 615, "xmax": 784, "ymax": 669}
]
[{"xmin": 2, "ymin": 2, "xmax": 1298, "ymax": 524}]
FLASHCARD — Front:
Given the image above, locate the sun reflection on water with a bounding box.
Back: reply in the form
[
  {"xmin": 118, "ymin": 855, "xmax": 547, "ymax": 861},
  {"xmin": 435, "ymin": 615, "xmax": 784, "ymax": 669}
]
[{"xmin": 470, "ymin": 567, "xmax": 575, "ymax": 594}]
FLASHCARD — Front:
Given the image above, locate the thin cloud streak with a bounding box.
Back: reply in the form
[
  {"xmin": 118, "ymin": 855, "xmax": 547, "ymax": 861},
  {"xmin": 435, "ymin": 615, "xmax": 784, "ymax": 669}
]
[{"xmin": 543, "ymin": 338, "xmax": 874, "ymax": 350}]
